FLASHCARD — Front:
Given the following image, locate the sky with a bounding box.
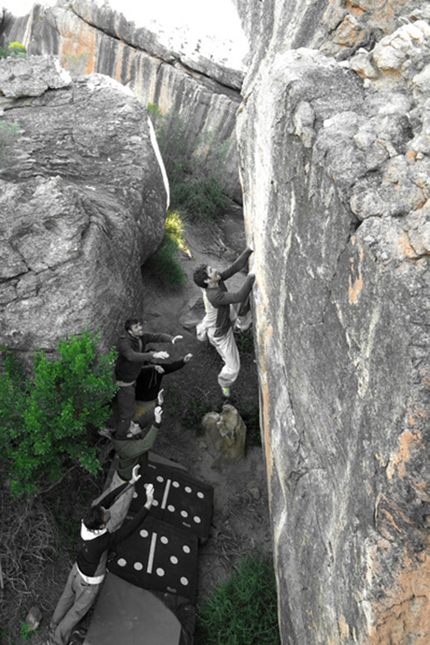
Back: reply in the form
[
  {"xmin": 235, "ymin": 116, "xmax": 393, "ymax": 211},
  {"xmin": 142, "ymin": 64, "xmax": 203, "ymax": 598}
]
[{"xmin": 1, "ymin": 0, "xmax": 248, "ymax": 68}]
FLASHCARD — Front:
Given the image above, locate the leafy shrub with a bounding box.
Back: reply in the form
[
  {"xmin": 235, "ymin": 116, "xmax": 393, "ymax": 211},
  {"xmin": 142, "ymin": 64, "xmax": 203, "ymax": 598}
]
[
  {"xmin": 60, "ymin": 51, "xmax": 90, "ymax": 75},
  {"xmin": 144, "ymin": 236, "xmax": 186, "ymax": 287},
  {"xmin": 144, "ymin": 210, "xmax": 187, "ymax": 287},
  {"xmin": 7, "ymin": 42, "xmax": 26, "ymax": 57},
  {"xmin": 171, "ymin": 177, "xmax": 225, "ymax": 220},
  {"xmin": 0, "ymin": 120, "xmax": 18, "ymax": 163},
  {"xmin": 0, "ymin": 331, "xmax": 117, "ymax": 495},
  {"xmin": 149, "ymin": 105, "xmax": 228, "ymax": 219},
  {"xmin": 234, "ymin": 327, "xmax": 254, "ymax": 354},
  {"xmin": 182, "ymin": 396, "xmax": 211, "ymax": 432},
  {"xmin": 198, "ymin": 551, "xmax": 280, "ymax": 645},
  {"xmin": 0, "ymin": 41, "xmax": 27, "ymax": 58}
]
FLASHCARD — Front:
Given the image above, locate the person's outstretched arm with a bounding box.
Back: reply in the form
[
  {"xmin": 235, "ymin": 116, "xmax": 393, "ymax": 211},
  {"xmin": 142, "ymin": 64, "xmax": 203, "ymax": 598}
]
[
  {"xmin": 107, "ymin": 483, "xmax": 155, "ymax": 549},
  {"xmin": 220, "ymin": 247, "xmax": 253, "ymax": 281}
]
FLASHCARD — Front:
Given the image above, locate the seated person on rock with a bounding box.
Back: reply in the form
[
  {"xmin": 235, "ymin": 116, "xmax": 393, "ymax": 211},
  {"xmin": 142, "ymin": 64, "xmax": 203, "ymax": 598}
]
[{"xmin": 47, "ymin": 467, "xmax": 154, "ymax": 645}]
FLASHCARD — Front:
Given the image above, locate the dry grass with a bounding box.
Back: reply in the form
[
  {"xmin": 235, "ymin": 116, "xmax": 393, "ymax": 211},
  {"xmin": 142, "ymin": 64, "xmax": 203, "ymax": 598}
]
[{"xmin": 0, "ymin": 475, "xmax": 59, "ymax": 642}]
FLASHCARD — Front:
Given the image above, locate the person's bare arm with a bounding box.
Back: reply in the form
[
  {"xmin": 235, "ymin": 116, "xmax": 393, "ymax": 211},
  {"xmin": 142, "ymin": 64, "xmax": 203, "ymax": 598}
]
[{"xmin": 219, "ymin": 247, "xmax": 253, "ymax": 281}]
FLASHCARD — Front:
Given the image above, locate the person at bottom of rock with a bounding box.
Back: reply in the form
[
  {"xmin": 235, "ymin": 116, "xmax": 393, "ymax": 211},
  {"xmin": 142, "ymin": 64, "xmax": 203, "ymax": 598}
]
[
  {"xmin": 193, "ymin": 246, "xmax": 255, "ymax": 399},
  {"xmin": 111, "ymin": 397, "xmax": 163, "ymax": 481},
  {"xmin": 46, "ymin": 468, "xmax": 154, "ymax": 645}
]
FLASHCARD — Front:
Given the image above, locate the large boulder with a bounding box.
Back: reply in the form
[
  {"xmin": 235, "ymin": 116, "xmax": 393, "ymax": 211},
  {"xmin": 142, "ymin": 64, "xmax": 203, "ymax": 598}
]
[
  {"xmin": 0, "ymin": 55, "xmax": 167, "ymax": 354},
  {"xmin": 237, "ymin": 6, "xmax": 430, "ymax": 645},
  {"xmin": 0, "ymin": 0, "xmax": 244, "ymax": 202}
]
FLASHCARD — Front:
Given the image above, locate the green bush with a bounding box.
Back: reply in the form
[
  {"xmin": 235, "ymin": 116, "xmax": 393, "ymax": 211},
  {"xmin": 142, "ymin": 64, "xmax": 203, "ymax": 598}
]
[
  {"xmin": 7, "ymin": 41, "xmax": 27, "ymax": 57},
  {"xmin": 182, "ymin": 396, "xmax": 211, "ymax": 432},
  {"xmin": 234, "ymin": 327, "xmax": 254, "ymax": 354},
  {"xmin": 149, "ymin": 105, "xmax": 228, "ymax": 219},
  {"xmin": 0, "ymin": 120, "xmax": 18, "ymax": 162},
  {"xmin": 60, "ymin": 51, "xmax": 90, "ymax": 75},
  {"xmin": 144, "ymin": 236, "xmax": 187, "ymax": 287},
  {"xmin": 171, "ymin": 177, "xmax": 225, "ymax": 220},
  {"xmin": 144, "ymin": 210, "xmax": 188, "ymax": 287},
  {"xmin": 0, "ymin": 41, "xmax": 27, "ymax": 58},
  {"xmin": 0, "ymin": 331, "xmax": 117, "ymax": 495},
  {"xmin": 198, "ymin": 551, "xmax": 280, "ymax": 645}
]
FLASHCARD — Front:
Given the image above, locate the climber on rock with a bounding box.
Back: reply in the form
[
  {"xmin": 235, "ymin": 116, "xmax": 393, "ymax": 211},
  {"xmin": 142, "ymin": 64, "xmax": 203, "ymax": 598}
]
[{"xmin": 193, "ymin": 246, "xmax": 255, "ymax": 399}]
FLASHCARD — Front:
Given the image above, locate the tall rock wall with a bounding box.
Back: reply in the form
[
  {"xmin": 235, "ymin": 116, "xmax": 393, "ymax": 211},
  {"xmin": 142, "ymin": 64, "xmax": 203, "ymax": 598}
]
[
  {"xmin": 0, "ymin": 55, "xmax": 167, "ymax": 356},
  {"xmin": 0, "ymin": 0, "xmax": 244, "ymax": 202},
  {"xmin": 236, "ymin": 1, "xmax": 430, "ymax": 644}
]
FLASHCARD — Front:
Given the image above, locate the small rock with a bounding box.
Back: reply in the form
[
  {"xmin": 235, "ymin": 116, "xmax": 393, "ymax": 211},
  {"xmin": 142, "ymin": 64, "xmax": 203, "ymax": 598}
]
[{"xmin": 24, "ymin": 605, "xmax": 42, "ymax": 632}]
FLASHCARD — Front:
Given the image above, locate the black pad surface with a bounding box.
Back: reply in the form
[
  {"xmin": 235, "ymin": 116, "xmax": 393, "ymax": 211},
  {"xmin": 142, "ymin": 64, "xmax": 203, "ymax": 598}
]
[
  {"xmin": 130, "ymin": 461, "xmax": 214, "ymax": 541},
  {"xmin": 107, "ymin": 516, "xmax": 199, "ymax": 602}
]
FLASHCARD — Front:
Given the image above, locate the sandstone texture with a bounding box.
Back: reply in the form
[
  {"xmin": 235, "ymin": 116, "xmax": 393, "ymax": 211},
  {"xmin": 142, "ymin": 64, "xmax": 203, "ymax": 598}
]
[
  {"xmin": 0, "ymin": 0, "xmax": 243, "ymax": 202},
  {"xmin": 0, "ymin": 55, "xmax": 167, "ymax": 354},
  {"xmin": 236, "ymin": 4, "xmax": 430, "ymax": 644}
]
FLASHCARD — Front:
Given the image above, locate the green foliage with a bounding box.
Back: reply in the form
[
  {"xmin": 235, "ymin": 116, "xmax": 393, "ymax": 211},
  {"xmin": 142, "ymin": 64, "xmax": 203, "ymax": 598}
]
[
  {"xmin": 19, "ymin": 621, "xmax": 32, "ymax": 641},
  {"xmin": 144, "ymin": 236, "xmax": 186, "ymax": 287},
  {"xmin": 60, "ymin": 51, "xmax": 90, "ymax": 75},
  {"xmin": 234, "ymin": 328, "xmax": 254, "ymax": 355},
  {"xmin": 198, "ymin": 552, "xmax": 280, "ymax": 645},
  {"xmin": 147, "ymin": 102, "xmax": 162, "ymax": 119},
  {"xmin": 144, "ymin": 210, "xmax": 187, "ymax": 287},
  {"xmin": 7, "ymin": 42, "xmax": 27, "ymax": 57},
  {"xmin": 171, "ymin": 177, "xmax": 225, "ymax": 220},
  {"xmin": 0, "ymin": 41, "xmax": 27, "ymax": 58},
  {"xmin": 149, "ymin": 104, "xmax": 228, "ymax": 219},
  {"xmin": 0, "ymin": 120, "xmax": 19, "ymax": 163},
  {"xmin": 0, "ymin": 331, "xmax": 117, "ymax": 495},
  {"xmin": 182, "ymin": 396, "xmax": 210, "ymax": 432}
]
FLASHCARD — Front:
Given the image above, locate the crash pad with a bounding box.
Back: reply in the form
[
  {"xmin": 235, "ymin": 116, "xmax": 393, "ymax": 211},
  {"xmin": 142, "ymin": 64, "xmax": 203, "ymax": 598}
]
[
  {"xmin": 130, "ymin": 461, "xmax": 214, "ymax": 541},
  {"xmin": 107, "ymin": 515, "xmax": 199, "ymax": 603},
  {"xmin": 83, "ymin": 573, "xmax": 181, "ymax": 645}
]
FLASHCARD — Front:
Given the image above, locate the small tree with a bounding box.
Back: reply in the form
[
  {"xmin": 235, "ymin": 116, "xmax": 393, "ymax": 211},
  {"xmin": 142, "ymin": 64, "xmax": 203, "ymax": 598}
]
[{"xmin": 0, "ymin": 331, "xmax": 117, "ymax": 495}]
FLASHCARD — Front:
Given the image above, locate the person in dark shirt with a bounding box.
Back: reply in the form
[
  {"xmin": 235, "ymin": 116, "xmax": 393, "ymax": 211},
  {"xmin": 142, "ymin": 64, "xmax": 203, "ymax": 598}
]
[
  {"xmin": 135, "ymin": 353, "xmax": 193, "ymax": 408},
  {"xmin": 47, "ymin": 467, "xmax": 153, "ymax": 645},
  {"xmin": 112, "ymin": 318, "xmax": 183, "ymax": 437},
  {"xmin": 193, "ymin": 247, "xmax": 255, "ymax": 398}
]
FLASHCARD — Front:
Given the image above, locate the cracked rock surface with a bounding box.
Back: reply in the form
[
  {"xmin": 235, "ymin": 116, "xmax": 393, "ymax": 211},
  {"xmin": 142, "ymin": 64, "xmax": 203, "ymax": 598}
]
[{"xmin": 0, "ymin": 56, "xmax": 167, "ymax": 354}]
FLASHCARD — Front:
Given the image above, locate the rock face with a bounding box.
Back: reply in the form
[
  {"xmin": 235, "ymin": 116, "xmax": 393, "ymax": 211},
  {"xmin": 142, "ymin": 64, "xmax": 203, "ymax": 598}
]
[
  {"xmin": 0, "ymin": 0, "xmax": 244, "ymax": 202},
  {"xmin": 236, "ymin": 2, "xmax": 430, "ymax": 644},
  {"xmin": 0, "ymin": 55, "xmax": 167, "ymax": 355}
]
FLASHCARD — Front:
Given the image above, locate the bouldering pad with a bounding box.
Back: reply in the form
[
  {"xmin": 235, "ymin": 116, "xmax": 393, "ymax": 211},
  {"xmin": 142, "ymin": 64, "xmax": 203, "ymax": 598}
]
[
  {"xmin": 83, "ymin": 573, "xmax": 181, "ymax": 645},
  {"xmin": 107, "ymin": 515, "xmax": 199, "ymax": 602},
  {"xmin": 130, "ymin": 461, "xmax": 214, "ymax": 541}
]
